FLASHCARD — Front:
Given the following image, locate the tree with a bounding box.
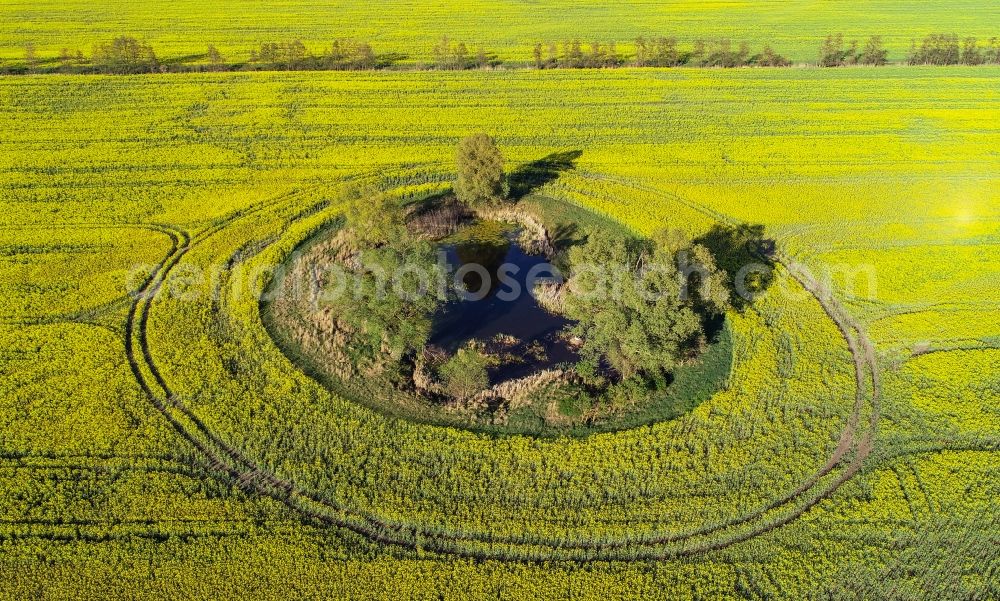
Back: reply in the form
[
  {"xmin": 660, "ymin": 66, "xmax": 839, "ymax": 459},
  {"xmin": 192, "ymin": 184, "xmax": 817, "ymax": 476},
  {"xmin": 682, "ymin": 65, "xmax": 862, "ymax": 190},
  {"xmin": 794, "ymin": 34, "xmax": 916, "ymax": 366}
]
[
  {"xmin": 326, "ymin": 40, "xmax": 377, "ymax": 70},
  {"xmin": 454, "ymin": 42, "xmax": 469, "ymax": 67},
  {"xmin": 206, "ymin": 44, "xmax": 224, "ymax": 69},
  {"xmin": 608, "ymin": 41, "xmax": 621, "ymax": 66},
  {"xmin": 329, "ymin": 240, "xmax": 443, "ymax": 361},
  {"xmin": 858, "ymin": 36, "xmax": 888, "ymax": 66},
  {"xmin": 690, "ymin": 39, "xmax": 707, "ymax": 66},
  {"xmin": 92, "ymin": 36, "xmax": 158, "ymax": 74},
  {"xmin": 563, "ymin": 39, "xmax": 584, "ymax": 68},
  {"xmin": 653, "ymin": 228, "xmax": 730, "ymax": 314},
  {"xmin": 533, "ymin": 43, "xmax": 544, "ymax": 69},
  {"xmin": 454, "ymin": 134, "xmax": 506, "ymax": 207},
  {"xmin": 588, "ymin": 41, "xmax": 604, "ymax": 67},
  {"xmin": 844, "ymin": 39, "xmax": 860, "ymax": 65},
  {"xmin": 432, "ymin": 36, "xmax": 477, "ymax": 70},
  {"xmin": 562, "ymin": 230, "xmax": 703, "ymax": 379},
  {"xmin": 693, "ymin": 223, "xmax": 775, "ymax": 311},
  {"xmin": 343, "ymin": 187, "xmax": 407, "ymax": 248},
  {"xmin": 438, "ymin": 347, "xmax": 490, "ymax": 401},
  {"xmin": 702, "ymin": 39, "xmax": 750, "ymax": 67},
  {"xmin": 819, "ymin": 34, "xmax": 841, "ymax": 66},
  {"xmin": 353, "ymin": 42, "xmax": 376, "ymax": 69},
  {"xmin": 287, "ymin": 39, "xmax": 308, "ymax": 68},
  {"xmin": 433, "ymin": 36, "xmax": 452, "ymax": 68},
  {"xmin": 651, "ymin": 37, "xmax": 681, "ymax": 67},
  {"xmin": 252, "ymin": 40, "xmax": 312, "ymax": 69},
  {"xmin": 961, "ymin": 37, "xmax": 983, "ymax": 65},
  {"xmin": 58, "ymin": 48, "xmax": 73, "ymax": 71},
  {"xmin": 55, "ymin": 48, "xmax": 85, "ymax": 72}
]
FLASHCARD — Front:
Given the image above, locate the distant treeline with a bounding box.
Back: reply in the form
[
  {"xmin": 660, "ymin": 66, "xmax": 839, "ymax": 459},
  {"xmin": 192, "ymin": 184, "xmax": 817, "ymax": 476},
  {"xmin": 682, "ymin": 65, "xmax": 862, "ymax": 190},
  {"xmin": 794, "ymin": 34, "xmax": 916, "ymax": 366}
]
[
  {"xmin": 533, "ymin": 38, "xmax": 792, "ymax": 68},
  {"xmin": 907, "ymin": 34, "xmax": 1000, "ymax": 65},
  {"xmin": 819, "ymin": 33, "xmax": 1000, "ymax": 66},
  {"xmin": 431, "ymin": 36, "xmax": 502, "ymax": 70},
  {"xmin": 5, "ymin": 32, "xmax": 1000, "ymax": 75},
  {"xmin": 10, "ymin": 36, "xmax": 395, "ymax": 74}
]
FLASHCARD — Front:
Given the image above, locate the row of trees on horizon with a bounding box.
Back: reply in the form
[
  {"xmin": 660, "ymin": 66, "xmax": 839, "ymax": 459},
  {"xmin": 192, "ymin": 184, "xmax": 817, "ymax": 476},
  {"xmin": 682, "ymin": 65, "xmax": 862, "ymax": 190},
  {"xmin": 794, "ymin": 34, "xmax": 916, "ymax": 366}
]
[{"xmin": 7, "ymin": 33, "xmax": 1000, "ymax": 75}]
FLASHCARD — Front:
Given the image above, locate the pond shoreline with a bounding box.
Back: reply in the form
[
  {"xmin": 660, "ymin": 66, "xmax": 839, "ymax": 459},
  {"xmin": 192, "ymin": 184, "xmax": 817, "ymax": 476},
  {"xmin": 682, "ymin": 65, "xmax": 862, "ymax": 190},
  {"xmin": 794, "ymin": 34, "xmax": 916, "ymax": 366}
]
[{"xmin": 261, "ymin": 191, "xmax": 734, "ymax": 437}]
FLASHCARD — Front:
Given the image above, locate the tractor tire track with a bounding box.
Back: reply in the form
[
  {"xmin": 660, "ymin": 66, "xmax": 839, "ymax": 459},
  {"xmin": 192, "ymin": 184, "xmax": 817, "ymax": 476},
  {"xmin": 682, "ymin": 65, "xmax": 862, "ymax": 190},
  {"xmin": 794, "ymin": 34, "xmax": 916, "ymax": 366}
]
[{"xmin": 123, "ymin": 174, "xmax": 881, "ymax": 561}]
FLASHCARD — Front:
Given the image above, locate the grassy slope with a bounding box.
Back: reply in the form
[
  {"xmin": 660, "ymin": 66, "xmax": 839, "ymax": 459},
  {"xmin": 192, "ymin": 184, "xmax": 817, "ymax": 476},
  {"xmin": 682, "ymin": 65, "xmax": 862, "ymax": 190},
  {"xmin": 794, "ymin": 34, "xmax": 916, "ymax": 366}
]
[{"xmin": 2, "ymin": 1, "xmax": 1000, "ymax": 64}]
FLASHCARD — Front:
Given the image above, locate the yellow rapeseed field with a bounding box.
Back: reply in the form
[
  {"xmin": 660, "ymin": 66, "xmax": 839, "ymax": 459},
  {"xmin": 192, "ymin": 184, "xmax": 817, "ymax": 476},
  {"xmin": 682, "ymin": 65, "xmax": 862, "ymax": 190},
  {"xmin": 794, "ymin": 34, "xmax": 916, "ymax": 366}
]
[{"xmin": 0, "ymin": 67, "xmax": 997, "ymax": 597}]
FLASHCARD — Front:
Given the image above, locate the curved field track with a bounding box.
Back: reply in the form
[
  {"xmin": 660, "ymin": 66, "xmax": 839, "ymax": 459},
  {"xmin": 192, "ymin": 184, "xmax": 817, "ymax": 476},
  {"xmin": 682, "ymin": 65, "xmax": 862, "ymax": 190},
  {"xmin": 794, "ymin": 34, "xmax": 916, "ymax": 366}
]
[{"xmin": 120, "ymin": 172, "xmax": 883, "ymax": 561}]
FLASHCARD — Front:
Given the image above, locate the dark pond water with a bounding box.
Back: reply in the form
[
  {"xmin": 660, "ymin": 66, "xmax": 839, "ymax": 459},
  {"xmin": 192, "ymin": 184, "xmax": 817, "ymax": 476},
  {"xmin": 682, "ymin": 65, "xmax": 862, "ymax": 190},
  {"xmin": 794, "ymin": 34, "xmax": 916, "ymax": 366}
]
[{"xmin": 429, "ymin": 222, "xmax": 579, "ymax": 382}]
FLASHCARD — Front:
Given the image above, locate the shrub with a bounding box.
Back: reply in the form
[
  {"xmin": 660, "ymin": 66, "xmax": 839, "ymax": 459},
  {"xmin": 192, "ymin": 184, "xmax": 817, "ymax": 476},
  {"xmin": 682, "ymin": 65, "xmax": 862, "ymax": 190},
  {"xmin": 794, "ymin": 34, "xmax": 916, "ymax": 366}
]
[
  {"xmin": 908, "ymin": 33, "xmax": 961, "ymax": 65},
  {"xmin": 634, "ymin": 37, "xmax": 683, "ymax": 67},
  {"xmin": 858, "ymin": 36, "xmax": 889, "ymax": 66},
  {"xmin": 753, "ymin": 45, "xmax": 792, "ymax": 67},
  {"xmin": 819, "ymin": 33, "xmax": 859, "ymax": 67},
  {"xmin": 439, "ymin": 347, "xmax": 490, "ymax": 401},
  {"xmin": 700, "ymin": 39, "xmax": 751, "ymax": 67}
]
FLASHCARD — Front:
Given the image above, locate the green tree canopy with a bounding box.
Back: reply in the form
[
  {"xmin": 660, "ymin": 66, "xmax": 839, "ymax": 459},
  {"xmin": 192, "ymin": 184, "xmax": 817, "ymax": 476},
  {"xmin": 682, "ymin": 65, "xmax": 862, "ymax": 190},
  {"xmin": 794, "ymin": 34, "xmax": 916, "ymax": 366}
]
[
  {"xmin": 454, "ymin": 134, "xmax": 506, "ymax": 207},
  {"xmin": 326, "ymin": 240, "xmax": 443, "ymax": 361},
  {"xmin": 92, "ymin": 36, "xmax": 158, "ymax": 74},
  {"xmin": 562, "ymin": 230, "xmax": 703, "ymax": 380},
  {"xmin": 343, "ymin": 186, "xmax": 408, "ymax": 248}
]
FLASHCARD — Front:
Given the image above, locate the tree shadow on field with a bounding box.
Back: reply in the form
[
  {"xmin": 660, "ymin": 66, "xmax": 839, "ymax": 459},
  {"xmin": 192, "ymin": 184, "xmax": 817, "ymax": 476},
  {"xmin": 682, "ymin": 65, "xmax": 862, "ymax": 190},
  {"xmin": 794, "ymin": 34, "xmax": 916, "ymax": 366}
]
[
  {"xmin": 694, "ymin": 223, "xmax": 777, "ymax": 312},
  {"xmin": 550, "ymin": 222, "xmax": 586, "ymax": 253},
  {"xmin": 376, "ymin": 53, "xmax": 408, "ymax": 69},
  {"xmin": 507, "ymin": 149, "xmax": 583, "ymax": 200}
]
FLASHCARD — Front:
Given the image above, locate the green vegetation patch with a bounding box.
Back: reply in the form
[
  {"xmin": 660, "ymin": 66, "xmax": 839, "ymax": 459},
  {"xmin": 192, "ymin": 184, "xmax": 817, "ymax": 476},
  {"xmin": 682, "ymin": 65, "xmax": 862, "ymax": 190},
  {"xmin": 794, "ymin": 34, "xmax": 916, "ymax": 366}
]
[{"xmin": 262, "ymin": 185, "xmax": 735, "ymax": 437}]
